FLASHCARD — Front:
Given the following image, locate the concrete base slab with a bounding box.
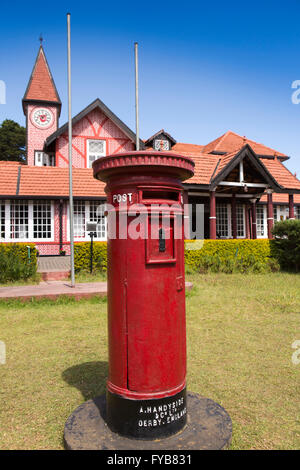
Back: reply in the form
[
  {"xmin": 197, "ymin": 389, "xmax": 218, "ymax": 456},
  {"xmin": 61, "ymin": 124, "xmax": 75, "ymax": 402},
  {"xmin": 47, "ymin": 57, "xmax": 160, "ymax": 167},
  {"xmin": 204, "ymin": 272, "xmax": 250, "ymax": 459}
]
[{"xmin": 64, "ymin": 392, "xmax": 232, "ymax": 450}]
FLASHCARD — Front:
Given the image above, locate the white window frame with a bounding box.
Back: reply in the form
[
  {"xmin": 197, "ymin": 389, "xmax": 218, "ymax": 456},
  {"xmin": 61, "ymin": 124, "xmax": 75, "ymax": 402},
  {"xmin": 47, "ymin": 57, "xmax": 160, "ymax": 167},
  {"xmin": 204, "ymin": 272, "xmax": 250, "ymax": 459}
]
[
  {"xmin": 0, "ymin": 200, "xmax": 54, "ymax": 242},
  {"xmin": 67, "ymin": 200, "xmax": 107, "ymax": 241},
  {"xmin": 32, "ymin": 200, "xmax": 54, "ymax": 241},
  {"xmin": 295, "ymin": 206, "xmax": 300, "ymax": 220},
  {"xmin": 34, "ymin": 151, "xmax": 55, "ymax": 167},
  {"xmin": 277, "ymin": 205, "xmax": 289, "ymax": 222},
  {"xmin": 216, "ymin": 203, "xmax": 231, "ymax": 239},
  {"xmin": 236, "ymin": 204, "xmax": 246, "ymax": 238},
  {"xmin": 34, "ymin": 151, "xmax": 44, "ymax": 166},
  {"xmin": 273, "ymin": 204, "xmax": 278, "ymax": 222},
  {"xmin": 0, "ymin": 200, "xmax": 5, "ymax": 239},
  {"xmin": 154, "ymin": 139, "xmax": 170, "ymax": 151},
  {"xmin": 86, "ymin": 139, "xmax": 106, "ymax": 168}
]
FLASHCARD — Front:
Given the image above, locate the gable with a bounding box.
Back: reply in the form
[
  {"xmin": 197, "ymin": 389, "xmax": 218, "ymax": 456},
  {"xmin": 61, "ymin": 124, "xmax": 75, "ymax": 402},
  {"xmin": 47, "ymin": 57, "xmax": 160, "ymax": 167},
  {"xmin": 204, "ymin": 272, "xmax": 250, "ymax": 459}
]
[
  {"xmin": 210, "ymin": 145, "xmax": 281, "ymax": 193},
  {"xmin": 45, "ymin": 98, "xmax": 144, "ymax": 151},
  {"xmin": 55, "ymin": 108, "xmax": 136, "ymax": 168}
]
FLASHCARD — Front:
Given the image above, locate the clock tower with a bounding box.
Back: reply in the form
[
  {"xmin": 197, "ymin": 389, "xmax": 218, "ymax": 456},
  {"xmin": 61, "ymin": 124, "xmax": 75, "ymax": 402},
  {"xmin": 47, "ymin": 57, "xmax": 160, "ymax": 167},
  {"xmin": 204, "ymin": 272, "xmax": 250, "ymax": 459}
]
[{"xmin": 22, "ymin": 45, "xmax": 61, "ymax": 166}]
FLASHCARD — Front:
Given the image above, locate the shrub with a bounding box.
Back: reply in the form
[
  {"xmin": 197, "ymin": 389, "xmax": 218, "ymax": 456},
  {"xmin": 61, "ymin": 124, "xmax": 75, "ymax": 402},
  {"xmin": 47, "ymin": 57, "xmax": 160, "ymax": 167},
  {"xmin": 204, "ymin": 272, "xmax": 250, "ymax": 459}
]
[
  {"xmin": 184, "ymin": 239, "xmax": 272, "ymax": 272},
  {"xmin": 0, "ymin": 243, "xmax": 37, "ymax": 282},
  {"xmin": 74, "ymin": 239, "xmax": 278, "ymax": 275},
  {"xmin": 74, "ymin": 242, "xmax": 107, "ymax": 273},
  {"xmin": 272, "ymin": 219, "xmax": 300, "ymax": 271}
]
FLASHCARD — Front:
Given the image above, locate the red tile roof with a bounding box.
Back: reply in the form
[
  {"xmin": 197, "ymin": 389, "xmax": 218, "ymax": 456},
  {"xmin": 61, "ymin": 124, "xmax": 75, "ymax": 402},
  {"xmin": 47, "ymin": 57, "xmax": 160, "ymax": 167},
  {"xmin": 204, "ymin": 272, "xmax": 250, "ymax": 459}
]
[
  {"xmin": 23, "ymin": 46, "xmax": 61, "ymax": 105},
  {"xmin": 0, "ymin": 161, "xmax": 21, "ymax": 196},
  {"xmin": 1, "ymin": 135, "xmax": 300, "ymax": 201},
  {"xmin": 0, "ymin": 164, "xmax": 105, "ymax": 198},
  {"xmin": 260, "ymin": 193, "xmax": 300, "ymax": 203},
  {"xmin": 172, "ymin": 143, "xmax": 205, "ymax": 154},
  {"xmin": 261, "ymin": 158, "xmax": 300, "ymax": 190},
  {"xmin": 201, "ymin": 131, "xmax": 287, "ymax": 158}
]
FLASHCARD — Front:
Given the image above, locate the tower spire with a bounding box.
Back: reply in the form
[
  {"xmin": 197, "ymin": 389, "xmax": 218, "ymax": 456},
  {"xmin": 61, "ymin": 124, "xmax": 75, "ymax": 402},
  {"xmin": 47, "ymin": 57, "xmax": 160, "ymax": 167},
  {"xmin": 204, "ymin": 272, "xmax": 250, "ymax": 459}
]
[{"xmin": 22, "ymin": 44, "xmax": 61, "ymax": 116}]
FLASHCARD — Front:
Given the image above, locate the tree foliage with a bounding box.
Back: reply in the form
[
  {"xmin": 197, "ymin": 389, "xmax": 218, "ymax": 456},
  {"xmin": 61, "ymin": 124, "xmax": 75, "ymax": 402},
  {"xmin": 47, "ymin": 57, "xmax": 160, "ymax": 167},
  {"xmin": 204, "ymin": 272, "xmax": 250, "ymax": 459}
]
[
  {"xmin": 272, "ymin": 219, "xmax": 300, "ymax": 271},
  {"xmin": 0, "ymin": 119, "xmax": 26, "ymax": 162}
]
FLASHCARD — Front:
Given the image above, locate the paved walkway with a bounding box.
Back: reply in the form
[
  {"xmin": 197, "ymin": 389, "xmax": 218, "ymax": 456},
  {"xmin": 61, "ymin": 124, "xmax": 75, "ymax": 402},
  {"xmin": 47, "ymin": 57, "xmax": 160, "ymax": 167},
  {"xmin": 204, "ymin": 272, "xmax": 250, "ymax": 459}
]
[
  {"xmin": 0, "ymin": 280, "xmax": 193, "ymax": 301},
  {"xmin": 37, "ymin": 256, "xmax": 71, "ymax": 272}
]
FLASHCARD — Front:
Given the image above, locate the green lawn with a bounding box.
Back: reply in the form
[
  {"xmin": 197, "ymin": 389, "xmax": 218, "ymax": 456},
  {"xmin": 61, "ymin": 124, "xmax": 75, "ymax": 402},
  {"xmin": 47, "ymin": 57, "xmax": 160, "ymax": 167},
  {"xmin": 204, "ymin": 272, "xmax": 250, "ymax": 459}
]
[{"xmin": 0, "ymin": 273, "xmax": 299, "ymax": 450}]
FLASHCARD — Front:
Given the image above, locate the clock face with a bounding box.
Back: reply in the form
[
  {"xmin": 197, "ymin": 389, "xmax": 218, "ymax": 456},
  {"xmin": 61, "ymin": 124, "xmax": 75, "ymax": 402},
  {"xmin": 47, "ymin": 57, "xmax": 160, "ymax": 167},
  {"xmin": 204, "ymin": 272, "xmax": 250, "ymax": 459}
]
[{"xmin": 31, "ymin": 108, "xmax": 54, "ymax": 128}]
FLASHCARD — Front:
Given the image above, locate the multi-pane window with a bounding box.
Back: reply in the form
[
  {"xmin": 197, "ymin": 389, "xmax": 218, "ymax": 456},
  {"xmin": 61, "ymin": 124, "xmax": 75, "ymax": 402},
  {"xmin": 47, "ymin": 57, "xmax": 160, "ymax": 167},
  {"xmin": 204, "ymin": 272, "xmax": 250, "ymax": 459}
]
[
  {"xmin": 236, "ymin": 204, "xmax": 245, "ymax": 238},
  {"xmin": 89, "ymin": 201, "xmax": 106, "ymax": 239},
  {"xmin": 295, "ymin": 206, "xmax": 300, "ymax": 220},
  {"xmin": 154, "ymin": 139, "xmax": 170, "ymax": 151},
  {"xmin": 10, "ymin": 200, "xmax": 29, "ymax": 239},
  {"xmin": 74, "ymin": 200, "xmax": 86, "ymax": 238},
  {"xmin": 0, "ymin": 201, "xmax": 5, "ymax": 239},
  {"xmin": 33, "ymin": 201, "xmax": 52, "ymax": 239},
  {"xmin": 256, "ymin": 206, "xmax": 265, "ymax": 237},
  {"xmin": 273, "ymin": 205, "xmax": 277, "ymax": 222},
  {"xmin": 216, "ymin": 204, "xmax": 229, "ymax": 238},
  {"xmin": 87, "ymin": 139, "xmax": 106, "ymax": 168},
  {"xmin": 72, "ymin": 200, "xmax": 107, "ymax": 240},
  {"xmin": 7, "ymin": 200, "xmax": 53, "ymax": 241}
]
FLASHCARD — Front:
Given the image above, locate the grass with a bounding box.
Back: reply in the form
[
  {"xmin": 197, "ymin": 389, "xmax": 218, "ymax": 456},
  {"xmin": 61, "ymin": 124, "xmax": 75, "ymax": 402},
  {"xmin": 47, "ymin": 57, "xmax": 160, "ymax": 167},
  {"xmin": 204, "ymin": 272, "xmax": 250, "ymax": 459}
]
[
  {"xmin": 0, "ymin": 273, "xmax": 299, "ymax": 449},
  {"xmin": 71, "ymin": 270, "xmax": 107, "ymax": 283}
]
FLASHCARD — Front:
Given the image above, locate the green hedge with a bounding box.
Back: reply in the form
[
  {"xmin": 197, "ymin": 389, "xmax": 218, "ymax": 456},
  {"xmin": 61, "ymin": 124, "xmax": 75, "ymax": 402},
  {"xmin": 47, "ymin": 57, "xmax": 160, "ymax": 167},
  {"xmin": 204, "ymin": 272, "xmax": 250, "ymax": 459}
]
[
  {"xmin": 74, "ymin": 239, "xmax": 278, "ymax": 274},
  {"xmin": 184, "ymin": 239, "xmax": 272, "ymax": 268},
  {"xmin": 0, "ymin": 243, "xmax": 37, "ymax": 282}
]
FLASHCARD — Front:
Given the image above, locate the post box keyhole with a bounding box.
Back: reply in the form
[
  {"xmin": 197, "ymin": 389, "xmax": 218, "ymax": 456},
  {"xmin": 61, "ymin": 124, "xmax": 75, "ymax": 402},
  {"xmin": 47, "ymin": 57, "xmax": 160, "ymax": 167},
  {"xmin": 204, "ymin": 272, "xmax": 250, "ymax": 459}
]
[{"xmin": 159, "ymin": 228, "xmax": 166, "ymax": 252}]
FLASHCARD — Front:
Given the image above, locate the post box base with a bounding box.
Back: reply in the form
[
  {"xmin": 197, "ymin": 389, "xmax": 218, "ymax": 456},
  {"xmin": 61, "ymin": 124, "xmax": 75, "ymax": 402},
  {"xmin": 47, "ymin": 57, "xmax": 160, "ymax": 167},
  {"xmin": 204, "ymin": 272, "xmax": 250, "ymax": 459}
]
[
  {"xmin": 106, "ymin": 388, "xmax": 187, "ymax": 440},
  {"xmin": 64, "ymin": 392, "xmax": 232, "ymax": 450}
]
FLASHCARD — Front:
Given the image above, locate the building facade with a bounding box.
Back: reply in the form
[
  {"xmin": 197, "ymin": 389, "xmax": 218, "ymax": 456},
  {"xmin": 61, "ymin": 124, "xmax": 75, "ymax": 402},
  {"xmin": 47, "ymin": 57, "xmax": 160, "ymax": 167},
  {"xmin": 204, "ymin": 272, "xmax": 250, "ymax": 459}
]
[{"xmin": 1, "ymin": 45, "xmax": 300, "ymax": 255}]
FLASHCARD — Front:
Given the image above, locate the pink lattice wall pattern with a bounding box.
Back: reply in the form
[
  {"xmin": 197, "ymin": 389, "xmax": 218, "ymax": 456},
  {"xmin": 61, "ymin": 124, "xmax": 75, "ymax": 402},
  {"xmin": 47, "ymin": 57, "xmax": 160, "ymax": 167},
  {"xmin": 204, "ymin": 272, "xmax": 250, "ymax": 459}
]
[{"xmin": 55, "ymin": 108, "xmax": 135, "ymax": 168}]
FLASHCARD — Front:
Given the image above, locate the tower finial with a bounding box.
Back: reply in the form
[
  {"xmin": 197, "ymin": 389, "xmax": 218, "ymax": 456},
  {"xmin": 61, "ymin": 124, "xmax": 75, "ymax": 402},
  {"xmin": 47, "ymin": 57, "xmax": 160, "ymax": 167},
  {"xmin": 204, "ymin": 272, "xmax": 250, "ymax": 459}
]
[{"xmin": 39, "ymin": 34, "xmax": 43, "ymax": 46}]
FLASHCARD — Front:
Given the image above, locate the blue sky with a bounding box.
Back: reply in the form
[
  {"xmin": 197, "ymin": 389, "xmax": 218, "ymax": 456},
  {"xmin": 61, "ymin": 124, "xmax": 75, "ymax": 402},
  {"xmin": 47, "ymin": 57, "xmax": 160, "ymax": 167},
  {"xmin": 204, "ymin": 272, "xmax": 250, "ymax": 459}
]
[{"xmin": 1, "ymin": 0, "xmax": 300, "ymax": 174}]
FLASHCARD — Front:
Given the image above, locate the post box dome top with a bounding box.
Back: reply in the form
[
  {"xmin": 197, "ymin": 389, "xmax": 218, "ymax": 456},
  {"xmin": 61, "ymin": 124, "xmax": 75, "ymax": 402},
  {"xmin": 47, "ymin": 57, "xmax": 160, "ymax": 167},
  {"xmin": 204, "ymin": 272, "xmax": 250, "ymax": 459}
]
[{"xmin": 93, "ymin": 151, "xmax": 195, "ymax": 182}]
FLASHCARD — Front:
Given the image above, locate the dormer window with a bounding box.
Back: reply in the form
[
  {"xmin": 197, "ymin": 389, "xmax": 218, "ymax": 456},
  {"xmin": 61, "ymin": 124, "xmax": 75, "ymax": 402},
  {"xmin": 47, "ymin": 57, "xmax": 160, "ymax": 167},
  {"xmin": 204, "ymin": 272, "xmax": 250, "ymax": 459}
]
[
  {"xmin": 145, "ymin": 129, "xmax": 177, "ymax": 152},
  {"xmin": 154, "ymin": 139, "xmax": 170, "ymax": 151},
  {"xmin": 87, "ymin": 139, "xmax": 106, "ymax": 168}
]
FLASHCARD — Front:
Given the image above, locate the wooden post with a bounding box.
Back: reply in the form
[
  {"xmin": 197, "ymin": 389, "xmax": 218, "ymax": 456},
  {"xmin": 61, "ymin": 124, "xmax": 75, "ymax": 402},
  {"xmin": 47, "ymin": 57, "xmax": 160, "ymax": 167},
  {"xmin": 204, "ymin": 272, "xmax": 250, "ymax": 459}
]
[
  {"xmin": 250, "ymin": 199, "xmax": 257, "ymax": 239},
  {"xmin": 267, "ymin": 190, "xmax": 274, "ymax": 239},
  {"xmin": 231, "ymin": 194, "xmax": 237, "ymax": 239},
  {"xmin": 289, "ymin": 194, "xmax": 295, "ymax": 219},
  {"xmin": 209, "ymin": 191, "xmax": 217, "ymax": 239}
]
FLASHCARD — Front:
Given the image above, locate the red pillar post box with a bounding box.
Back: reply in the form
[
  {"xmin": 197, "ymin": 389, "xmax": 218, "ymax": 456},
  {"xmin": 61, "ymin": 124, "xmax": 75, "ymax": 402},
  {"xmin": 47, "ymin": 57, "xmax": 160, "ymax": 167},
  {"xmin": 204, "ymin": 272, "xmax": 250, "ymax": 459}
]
[{"xmin": 93, "ymin": 151, "xmax": 194, "ymax": 439}]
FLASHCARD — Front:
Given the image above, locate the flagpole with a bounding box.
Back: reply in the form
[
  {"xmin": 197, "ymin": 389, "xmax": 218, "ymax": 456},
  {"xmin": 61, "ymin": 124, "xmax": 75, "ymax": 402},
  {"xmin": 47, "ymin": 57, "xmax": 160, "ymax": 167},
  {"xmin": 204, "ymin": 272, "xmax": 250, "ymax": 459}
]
[
  {"xmin": 134, "ymin": 42, "xmax": 139, "ymax": 151},
  {"xmin": 67, "ymin": 13, "xmax": 75, "ymax": 287}
]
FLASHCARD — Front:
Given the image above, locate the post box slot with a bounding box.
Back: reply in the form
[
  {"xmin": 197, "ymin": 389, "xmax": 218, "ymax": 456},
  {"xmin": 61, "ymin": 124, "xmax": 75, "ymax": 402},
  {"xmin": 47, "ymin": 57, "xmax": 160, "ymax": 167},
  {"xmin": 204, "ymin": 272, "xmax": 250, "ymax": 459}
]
[
  {"xmin": 142, "ymin": 190, "xmax": 179, "ymax": 202},
  {"xmin": 159, "ymin": 228, "xmax": 166, "ymax": 252}
]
